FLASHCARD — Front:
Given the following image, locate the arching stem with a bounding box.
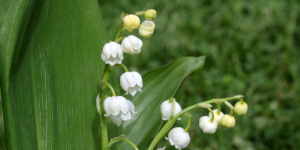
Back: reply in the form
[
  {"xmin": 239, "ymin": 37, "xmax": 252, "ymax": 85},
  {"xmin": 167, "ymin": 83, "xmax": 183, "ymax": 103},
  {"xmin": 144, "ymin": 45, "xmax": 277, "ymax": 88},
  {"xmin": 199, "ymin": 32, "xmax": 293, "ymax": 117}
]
[
  {"xmin": 184, "ymin": 113, "xmax": 192, "ymax": 132},
  {"xmin": 108, "ymin": 135, "xmax": 139, "ymax": 150}
]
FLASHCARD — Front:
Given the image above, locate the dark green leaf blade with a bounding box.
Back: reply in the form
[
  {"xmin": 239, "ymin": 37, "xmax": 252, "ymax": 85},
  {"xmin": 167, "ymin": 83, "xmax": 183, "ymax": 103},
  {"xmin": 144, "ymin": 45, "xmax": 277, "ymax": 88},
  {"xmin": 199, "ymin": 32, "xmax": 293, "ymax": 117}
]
[
  {"xmin": 0, "ymin": 0, "xmax": 109, "ymax": 149},
  {"xmin": 124, "ymin": 56, "xmax": 205, "ymax": 150}
]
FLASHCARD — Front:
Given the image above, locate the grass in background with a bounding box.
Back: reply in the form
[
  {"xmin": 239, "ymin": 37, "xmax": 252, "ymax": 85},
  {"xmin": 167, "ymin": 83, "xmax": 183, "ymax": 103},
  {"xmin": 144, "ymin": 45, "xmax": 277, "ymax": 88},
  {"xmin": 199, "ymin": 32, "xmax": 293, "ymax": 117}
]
[{"xmin": 1, "ymin": 0, "xmax": 299, "ymax": 149}]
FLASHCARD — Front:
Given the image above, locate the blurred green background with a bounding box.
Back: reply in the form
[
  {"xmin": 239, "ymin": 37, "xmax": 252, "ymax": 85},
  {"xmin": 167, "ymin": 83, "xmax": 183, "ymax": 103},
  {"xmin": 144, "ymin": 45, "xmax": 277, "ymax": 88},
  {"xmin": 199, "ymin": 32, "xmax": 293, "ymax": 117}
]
[{"xmin": 1, "ymin": 0, "xmax": 299, "ymax": 149}]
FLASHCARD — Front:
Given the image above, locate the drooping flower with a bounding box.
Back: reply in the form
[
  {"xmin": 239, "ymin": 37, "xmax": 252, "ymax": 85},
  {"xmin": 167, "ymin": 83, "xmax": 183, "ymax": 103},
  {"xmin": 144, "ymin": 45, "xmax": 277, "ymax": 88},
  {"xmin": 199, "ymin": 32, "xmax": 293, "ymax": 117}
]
[
  {"xmin": 199, "ymin": 116, "xmax": 218, "ymax": 134},
  {"xmin": 121, "ymin": 35, "xmax": 143, "ymax": 54},
  {"xmin": 160, "ymin": 99, "xmax": 182, "ymax": 120},
  {"xmin": 101, "ymin": 42, "xmax": 123, "ymax": 66},
  {"xmin": 123, "ymin": 14, "xmax": 140, "ymax": 32},
  {"xmin": 120, "ymin": 71, "xmax": 143, "ymax": 96},
  {"xmin": 208, "ymin": 109, "xmax": 224, "ymax": 124},
  {"xmin": 144, "ymin": 9, "xmax": 157, "ymax": 20},
  {"xmin": 234, "ymin": 101, "xmax": 248, "ymax": 115},
  {"xmin": 139, "ymin": 20, "xmax": 155, "ymax": 38},
  {"xmin": 103, "ymin": 96, "xmax": 136, "ymax": 126},
  {"xmin": 166, "ymin": 127, "xmax": 190, "ymax": 150},
  {"xmin": 219, "ymin": 114, "xmax": 235, "ymax": 128}
]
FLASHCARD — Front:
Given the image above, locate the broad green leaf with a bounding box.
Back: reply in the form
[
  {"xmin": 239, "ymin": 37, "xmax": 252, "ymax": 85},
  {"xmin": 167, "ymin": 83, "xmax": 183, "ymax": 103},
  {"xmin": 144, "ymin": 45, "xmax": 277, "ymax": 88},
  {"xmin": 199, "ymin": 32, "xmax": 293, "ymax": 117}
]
[
  {"xmin": 124, "ymin": 56, "xmax": 205, "ymax": 150},
  {"xmin": 0, "ymin": 0, "xmax": 117, "ymax": 149}
]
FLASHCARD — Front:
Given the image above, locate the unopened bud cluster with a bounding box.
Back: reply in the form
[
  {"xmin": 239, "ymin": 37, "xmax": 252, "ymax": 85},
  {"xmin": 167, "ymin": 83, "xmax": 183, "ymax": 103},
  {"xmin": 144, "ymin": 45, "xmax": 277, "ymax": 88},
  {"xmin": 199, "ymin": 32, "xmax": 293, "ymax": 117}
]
[{"xmin": 123, "ymin": 9, "xmax": 157, "ymax": 38}]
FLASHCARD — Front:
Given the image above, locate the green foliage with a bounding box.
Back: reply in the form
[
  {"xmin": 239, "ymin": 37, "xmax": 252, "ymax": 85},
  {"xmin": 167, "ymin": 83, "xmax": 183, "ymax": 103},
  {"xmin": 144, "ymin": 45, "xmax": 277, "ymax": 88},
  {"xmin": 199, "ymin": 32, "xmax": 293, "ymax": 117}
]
[
  {"xmin": 1, "ymin": 0, "xmax": 300, "ymax": 149},
  {"xmin": 0, "ymin": 0, "xmax": 107, "ymax": 149},
  {"xmin": 99, "ymin": 0, "xmax": 300, "ymax": 149},
  {"xmin": 124, "ymin": 56, "xmax": 205, "ymax": 150}
]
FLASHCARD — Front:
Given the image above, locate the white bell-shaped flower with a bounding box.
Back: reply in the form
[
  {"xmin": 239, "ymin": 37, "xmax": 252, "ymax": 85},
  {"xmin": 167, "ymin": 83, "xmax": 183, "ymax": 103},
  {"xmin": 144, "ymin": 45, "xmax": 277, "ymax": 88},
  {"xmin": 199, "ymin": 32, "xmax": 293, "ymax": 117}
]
[
  {"xmin": 101, "ymin": 42, "xmax": 123, "ymax": 66},
  {"xmin": 199, "ymin": 116, "xmax": 218, "ymax": 134},
  {"xmin": 166, "ymin": 127, "xmax": 190, "ymax": 150},
  {"xmin": 139, "ymin": 20, "xmax": 155, "ymax": 38},
  {"xmin": 103, "ymin": 96, "xmax": 136, "ymax": 126},
  {"xmin": 121, "ymin": 35, "xmax": 143, "ymax": 54},
  {"xmin": 120, "ymin": 71, "xmax": 143, "ymax": 96},
  {"xmin": 160, "ymin": 99, "xmax": 182, "ymax": 120},
  {"xmin": 208, "ymin": 109, "xmax": 224, "ymax": 124}
]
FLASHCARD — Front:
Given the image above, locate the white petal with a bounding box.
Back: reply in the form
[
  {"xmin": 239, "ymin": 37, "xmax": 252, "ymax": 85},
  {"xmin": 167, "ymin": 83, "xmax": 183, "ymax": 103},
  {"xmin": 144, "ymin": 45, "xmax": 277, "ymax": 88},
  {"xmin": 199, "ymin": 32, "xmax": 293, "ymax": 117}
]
[
  {"xmin": 103, "ymin": 97, "xmax": 111, "ymax": 116},
  {"xmin": 160, "ymin": 101, "xmax": 172, "ymax": 120},
  {"xmin": 167, "ymin": 127, "xmax": 190, "ymax": 149},
  {"xmin": 118, "ymin": 96, "xmax": 129, "ymax": 114},
  {"xmin": 121, "ymin": 112, "xmax": 132, "ymax": 121},
  {"xmin": 127, "ymin": 100, "xmax": 136, "ymax": 113},
  {"xmin": 160, "ymin": 100, "xmax": 182, "ymax": 120},
  {"xmin": 108, "ymin": 96, "xmax": 121, "ymax": 116}
]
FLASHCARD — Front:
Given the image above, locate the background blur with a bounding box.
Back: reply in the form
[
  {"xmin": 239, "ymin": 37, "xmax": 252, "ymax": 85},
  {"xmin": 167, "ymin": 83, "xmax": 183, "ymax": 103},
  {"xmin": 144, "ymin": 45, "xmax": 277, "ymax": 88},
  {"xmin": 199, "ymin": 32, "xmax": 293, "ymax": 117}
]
[{"xmin": 1, "ymin": 0, "xmax": 299, "ymax": 149}]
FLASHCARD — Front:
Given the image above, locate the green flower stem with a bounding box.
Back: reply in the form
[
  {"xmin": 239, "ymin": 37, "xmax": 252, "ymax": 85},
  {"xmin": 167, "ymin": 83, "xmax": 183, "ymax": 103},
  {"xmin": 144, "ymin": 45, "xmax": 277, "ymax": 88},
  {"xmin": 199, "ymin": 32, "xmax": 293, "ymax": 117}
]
[
  {"xmin": 115, "ymin": 36, "xmax": 126, "ymax": 43},
  {"xmin": 184, "ymin": 113, "xmax": 192, "ymax": 132},
  {"xmin": 134, "ymin": 11, "xmax": 146, "ymax": 16},
  {"xmin": 100, "ymin": 64, "xmax": 111, "ymax": 150},
  {"xmin": 147, "ymin": 95, "xmax": 243, "ymax": 150},
  {"xmin": 207, "ymin": 108, "xmax": 214, "ymax": 122},
  {"xmin": 113, "ymin": 64, "xmax": 129, "ymax": 72},
  {"xmin": 108, "ymin": 135, "xmax": 139, "ymax": 150},
  {"xmin": 239, "ymin": 98, "xmax": 245, "ymax": 103},
  {"xmin": 230, "ymin": 108, "xmax": 234, "ymax": 116},
  {"xmin": 217, "ymin": 102, "xmax": 221, "ymax": 114},
  {"xmin": 171, "ymin": 98, "xmax": 176, "ymax": 118},
  {"xmin": 114, "ymin": 23, "xmax": 124, "ymax": 42},
  {"xmin": 104, "ymin": 82, "xmax": 116, "ymax": 96}
]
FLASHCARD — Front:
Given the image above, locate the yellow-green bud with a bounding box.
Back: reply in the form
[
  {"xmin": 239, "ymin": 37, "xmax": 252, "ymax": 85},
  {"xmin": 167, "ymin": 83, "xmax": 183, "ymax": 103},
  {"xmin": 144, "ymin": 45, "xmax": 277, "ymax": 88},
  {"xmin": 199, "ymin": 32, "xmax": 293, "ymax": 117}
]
[
  {"xmin": 234, "ymin": 101, "xmax": 248, "ymax": 115},
  {"xmin": 144, "ymin": 9, "xmax": 157, "ymax": 20},
  {"xmin": 139, "ymin": 20, "xmax": 155, "ymax": 38},
  {"xmin": 123, "ymin": 14, "xmax": 140, "ymax": 32},
  {"xmin": 219, "ymin": 115, "xmax": 235, "ymax": 128}
]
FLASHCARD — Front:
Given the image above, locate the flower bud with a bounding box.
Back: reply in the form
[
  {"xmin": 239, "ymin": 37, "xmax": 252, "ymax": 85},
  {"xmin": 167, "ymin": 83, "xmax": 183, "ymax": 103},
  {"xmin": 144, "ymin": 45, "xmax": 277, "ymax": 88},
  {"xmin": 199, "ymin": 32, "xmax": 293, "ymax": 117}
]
[
  {"xmin": 123, "ymin": 14, "xmax": 140, "ymax": 32},
  {"xmin": 219, "ymin": 115, "xmax": 235, "ymax": 128},
  {"xmin": 139, "ymin": 20, "xmax": 155, "ymax": 38},
  {"xmin": 144, "ymin": 9, "xmax": 157, "ymax": 20},
  {"xmin": 208, "ymin": 109, "xmax": 224, "ymax": 124},
  {"xmin": 120, "ymin": 71, "xmax": 143, "ymax": 96},
  {"xmin": 101, "ymin": 42, "xmax": 123, "ymax": 66},
  {"xmin": 199, "ymin": 116, "xmax": 218, "ymax": 134},
  {"xmin": 121, "ymin": 35, "xmax": 143, "ymax": 54},
  {"xmin": 160, "ymin": 99, "xmax": 182, "ymax": 120},
  {"xmin": 234, "ymin": 101, "xmax": 248, "ymax": 115},
  {"xmin": 166, "ymin": 127, "xmax": 190, "ymax": 149},
  {"xmin": 103, "ymin": 96, "xmax": 136, "ymax": 126}
]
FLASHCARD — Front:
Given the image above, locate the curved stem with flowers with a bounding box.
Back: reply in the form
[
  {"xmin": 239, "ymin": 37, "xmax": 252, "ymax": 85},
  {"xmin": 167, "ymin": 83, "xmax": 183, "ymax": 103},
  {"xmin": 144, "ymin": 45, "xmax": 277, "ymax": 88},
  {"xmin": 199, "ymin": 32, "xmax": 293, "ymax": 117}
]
[{"xmin": 97, "ymin": 9, "xmax": 248, "ymax": 150}]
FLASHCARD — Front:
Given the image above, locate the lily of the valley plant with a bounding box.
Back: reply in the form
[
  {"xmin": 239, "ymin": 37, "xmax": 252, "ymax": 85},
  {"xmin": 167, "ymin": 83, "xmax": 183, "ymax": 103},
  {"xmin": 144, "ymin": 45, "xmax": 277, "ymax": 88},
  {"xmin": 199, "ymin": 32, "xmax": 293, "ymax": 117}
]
[{"xmin": 96, "ymin": 9, "xmax": 248, "ymax": 150}]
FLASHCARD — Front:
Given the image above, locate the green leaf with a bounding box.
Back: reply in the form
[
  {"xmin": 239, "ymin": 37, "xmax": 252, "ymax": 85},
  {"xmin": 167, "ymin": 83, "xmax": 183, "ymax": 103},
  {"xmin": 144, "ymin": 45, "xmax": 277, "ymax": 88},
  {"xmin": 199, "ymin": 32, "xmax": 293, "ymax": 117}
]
[
  {"xmin": 0, "ymin": 0, "xmax": 112, "ymax": 149},
  {"xmin": 124, "ymin": 56, "xmax": 205, "ymax": 150}
]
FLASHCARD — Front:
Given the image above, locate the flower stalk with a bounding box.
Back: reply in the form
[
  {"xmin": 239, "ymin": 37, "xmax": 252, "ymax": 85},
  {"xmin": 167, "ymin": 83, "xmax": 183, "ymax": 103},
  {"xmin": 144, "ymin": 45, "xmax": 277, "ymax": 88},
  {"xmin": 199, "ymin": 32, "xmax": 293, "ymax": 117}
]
[
  {"xmin": 108, "ymin": 135, "xmax": 139, "ymax": 150},
  {"xmin": 147, "ymin": 95, "xmax": 243, "ymax": 150},
  {"xmin": 100, "ymin": 64, "xmax": 111, "ymax": 150},
  {"xmin": 184, "ymin": 113, "xmax": 192, "ymax": 132}
]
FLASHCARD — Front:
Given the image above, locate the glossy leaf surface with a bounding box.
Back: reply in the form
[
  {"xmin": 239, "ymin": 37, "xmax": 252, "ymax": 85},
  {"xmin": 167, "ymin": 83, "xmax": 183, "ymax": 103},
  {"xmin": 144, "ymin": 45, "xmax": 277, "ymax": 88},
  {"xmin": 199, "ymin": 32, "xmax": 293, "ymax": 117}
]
[
  {"xmin": 0, "ymin": 0, "xmax": 107, "ymax": 149},
  {"xmin": 124, "ymin": 56, "xmax": 205, "ymax": 150}
]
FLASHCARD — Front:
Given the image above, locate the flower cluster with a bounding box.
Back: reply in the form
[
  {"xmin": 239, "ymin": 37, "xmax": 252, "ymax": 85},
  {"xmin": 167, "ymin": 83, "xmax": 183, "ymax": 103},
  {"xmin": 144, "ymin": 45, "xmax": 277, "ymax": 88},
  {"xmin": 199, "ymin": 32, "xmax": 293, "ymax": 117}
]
[
  {"xmin": 161, "ymin": 97, "xmax": 248, "ymax": 149},
  {"xmin": 96, "ymin": 8, "xmax": 249, "ymax": 150},
  {"xmin": 97, "ymin": 9, "xmax": 157, "ymax": 126}
]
